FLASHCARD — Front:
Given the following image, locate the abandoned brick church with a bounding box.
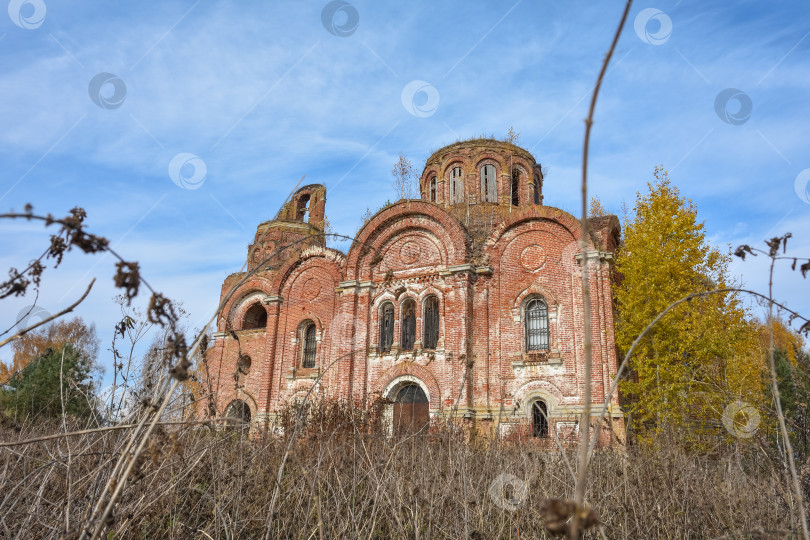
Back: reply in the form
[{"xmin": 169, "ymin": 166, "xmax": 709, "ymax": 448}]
[{"xmin": 207, "ymin": 139, "xmax": 623, "ymax": 439}]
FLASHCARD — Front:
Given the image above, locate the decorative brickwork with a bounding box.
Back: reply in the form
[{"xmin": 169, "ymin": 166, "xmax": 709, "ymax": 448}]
[{"xmin": 206, "ymin": 139, "xmax": 623, "ymax": 442}]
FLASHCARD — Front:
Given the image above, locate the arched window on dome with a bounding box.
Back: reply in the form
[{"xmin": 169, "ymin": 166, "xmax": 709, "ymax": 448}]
[
  {"xmin": 511, "ymin": 169, "xmax": 520, "ymax": 206},
  {"xmin": 401, "ymin": 299, "xmax": 416, "ymax": 350},
  {"xmin": 524, "ymin": 297, "xmax": 550, "ymax": 351},
  {"xmin": 379, "ymin": 302, "xmax": 394, "ymax": 353},
  {"xmin": 429, "ymin": 177, "xmax": 437, "ymax": 202},
  {"xmin": 450, "ymin": 167, "xmax": 464, "ymax": 204},
  {"xmin": 481, "ymin": 164, "xmax": 497, "ymax": 202}
]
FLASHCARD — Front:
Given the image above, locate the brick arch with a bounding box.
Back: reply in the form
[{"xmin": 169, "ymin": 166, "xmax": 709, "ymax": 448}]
[
  {"xmin": 513, "ymin": 379, "xmax": 565, "ymax": 415},
  {"xmin": 220, "ymin": 277, "xmax": 274, "ymax": 331},
  {"xmin": 474, "ymin": 153, "xmax": 505, "ymax": 170},
  {"xmin": 372, "ymin": 362, "xmax": 442, "ymax": 409},
  {"xmin": 485, "ymin": 206, "xmax": 584, "ymax": 251},
  {"xmin": 420, "ymin": 166, "xmax": 440, "ymax": 198},
  {"xmin": 272, "ymin": 247, "xmax": 345, "ymax": 294},
  {"xmin": 514, "ymin": 283, "xmax": 560, "ymax": 311},
  {"xmin": 346, "ymin": 201, "xmax": 467, "ymax": 280}
]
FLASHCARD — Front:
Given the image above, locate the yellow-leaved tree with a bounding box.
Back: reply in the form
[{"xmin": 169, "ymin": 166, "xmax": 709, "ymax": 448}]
[{"xmin": 614, "ymin": 167, "xmax": 764, "ymax": 446}]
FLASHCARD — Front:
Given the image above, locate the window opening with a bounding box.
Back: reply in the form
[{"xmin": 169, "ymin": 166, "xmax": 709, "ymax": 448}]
[
  {"xmin": 525, "ymin": 298, "xmax": 550, "ymax": 351},
  {"xmin": 401, "ymin": 299, "xmax": 416, "ymax": 350},
  {"xmin": 380, "ymin": 302, "xmax": 394, "ymax": 352},
  {"xmin": 532, "ymin": 400, "xmax": 549, "ymax": 437},
  {"xmin": 302, "ymin": 323, "xmax": 317, "ymax": 368},
  {"xmin": 423, "ymin": 296, "xmax": 439, "ymax": 349}
]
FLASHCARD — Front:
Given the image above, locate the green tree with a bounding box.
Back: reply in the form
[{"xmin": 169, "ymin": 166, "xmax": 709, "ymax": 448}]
[
  {"xmin": 614, "ymin": 167, "xmax": 764, "ymax": 444},
  {"xmin": 1, "ymin": 343, "xmax": 100, "ymax": 421}
]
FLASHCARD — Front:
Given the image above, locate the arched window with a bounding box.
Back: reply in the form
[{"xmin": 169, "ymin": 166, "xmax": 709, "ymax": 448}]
[
  {"xmin": 533, "ymin": 177, "xmax": 541, "ymax": 204},
  {"xmin": 481, "ymin": 164, "xmax": 497, "ymax": 202},
  {"xmin": 224, "ymin": 399, "xmax": 251, "ymax": 427},
  {"xmin": 423, "ymin": 296, "xmax": 439, "ymax": 350},
  {"xmin": 301, "ymin": 322, "xmax": 317, "ymax": 368},
  {"xmin": 296, "ymin": 194, "xmax": 311, "ymax": 222},
  {"xmin": 524, "ymin": 297, "xmax": 550, "ymax": 351},
  {"xmin": 242, "ymin": 303, "xmax": 267, "ymax": 330},
  {"xmin": 511, "ymin": 169, "xmax": 520, "ymax": 206},
  {"xmin": 450, "ymin": 166, "xmax": 464, "ymax": 204},
  {"xmin": 401, "ymin": 299, "xmax": 416, "ymax": 350},
  {"xmin": 379, "ymin": 302, "xmax": 394, "ymax": 353},
  {"xmin": 429, "ymin": 177, "xmax": 437, "ymax": 202},
  {"xmin": 531, "ymin": 400, "xmax": 549, "ymax": 437}
]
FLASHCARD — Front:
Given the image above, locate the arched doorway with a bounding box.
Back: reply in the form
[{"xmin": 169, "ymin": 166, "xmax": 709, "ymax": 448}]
[
  {"xmin": 393, "ymin": 383, "xmax": 429, "ymax": 434},
  {"xmin": 224, "ymin": 399, "xmax": 251, "ymax": 429}
]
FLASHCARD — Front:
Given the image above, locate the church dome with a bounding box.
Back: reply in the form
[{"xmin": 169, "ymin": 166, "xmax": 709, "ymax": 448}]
[{"xmin": 419, "ymin": 139, "xmax": 544, "ymax": 208}]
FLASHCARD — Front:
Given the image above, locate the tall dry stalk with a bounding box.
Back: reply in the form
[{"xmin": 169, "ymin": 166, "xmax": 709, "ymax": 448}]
[{"xmin": 573, "ymin": 1, "xmax": 633, "ymax": 538}]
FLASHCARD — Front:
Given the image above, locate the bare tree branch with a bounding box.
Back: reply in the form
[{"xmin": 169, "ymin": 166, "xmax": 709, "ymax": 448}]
[{"xmin": 0, "ymin": 278, "xmax": 96, "ymax": 350}]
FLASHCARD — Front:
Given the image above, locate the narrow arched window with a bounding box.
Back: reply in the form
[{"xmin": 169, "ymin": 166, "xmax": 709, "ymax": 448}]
[
  {"xmin": 379, "ymin": 302, "xmax": 394, "ymax": 353},
  {"xmin": 297, "ymin": 194, "xmax": 311, "ymax": 222},
  {"xmin": 525, "ymin": 297, "xmax": 549, "ymax": 351},
  {"xmin": 450, "ymin": 167, "xmax": 464, "ymax": 204},
  {"xmin": 423, "ymin": 296, "xmax": 439, "ymax": 349},
  {"xmin": 242, "ymin": 303, "xmax": 267, "ymax": 330},
  {"xmin": 533, "ymin": 178, "xmax": 541, "ymax": 204},
  {"xmin": 401, "ymin": 299, "xmax": 416, "ymax": 350},
  {"xmin": 481, "ymin": 164, "xmax": 497, "ymax": 202},
  {"xmin": 302, "ymin": 322, "xmax": 317, "ymax": 368},
  {"xmin": 531, "ymin": 400, "xmax": 548, "ymax": 437},
  {"xmin": 429, "ymin": 177, "xmax": 437, "ymax": 202},
  {"xmin": 511, "ymin": 170, "xmax": 520, "ymax": 206}
]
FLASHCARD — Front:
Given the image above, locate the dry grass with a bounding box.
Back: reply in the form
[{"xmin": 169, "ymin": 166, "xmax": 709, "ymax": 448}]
[{"xmin": 0, "ymin": 400, "xmax": 801, "ymax": 539}]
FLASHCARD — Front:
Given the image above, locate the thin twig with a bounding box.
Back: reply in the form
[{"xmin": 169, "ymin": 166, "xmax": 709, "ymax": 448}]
[{"xmin": 0, "ymin": 279, "xmax": 96, "ymax": 349}]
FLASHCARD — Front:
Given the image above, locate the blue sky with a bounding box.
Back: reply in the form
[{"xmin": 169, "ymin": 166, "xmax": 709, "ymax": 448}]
[{"xmin": 1, "ymin": 0, "xmax": 809, "ymax": 377}]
